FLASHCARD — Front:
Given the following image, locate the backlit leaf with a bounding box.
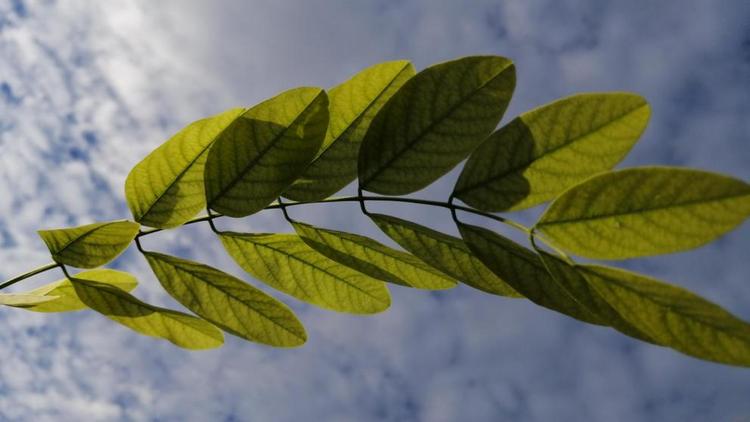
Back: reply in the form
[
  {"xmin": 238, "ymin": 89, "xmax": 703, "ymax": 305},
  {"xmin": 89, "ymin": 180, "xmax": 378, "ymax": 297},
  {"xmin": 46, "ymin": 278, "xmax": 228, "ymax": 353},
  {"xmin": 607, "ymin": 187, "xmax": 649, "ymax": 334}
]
[
  {"xmin": 13, "ymin": 269, "xmax": 137, "ymax": 313},
  {"xmin": 71, "ymin": 277, "xmax": 223, "ymax": 350},
  {"xmin": 220, "ymin": 232, "xmax": 390, "ymax": 314},
  {"xmin": 38, "ymin": 221, "xmax": 140, "ymax": 268},
  {"xmin": 0, "ymin": 294, "xmax": 58, "ymax": 307},
  {"xmin": 145, "ymin": 252, "xmax": 306, "ymax": 347},
  {"xmin": 205, "ymin": 87, "xmax": 329, "ymax": 217},
  {"xmin": 536, "ymin": 253, "xmax": 658, "ymax": 344},
  {"xmin": 125, "ymin": 108, "xmax": 245, "ymax": 228},
  {"xmin": 284, "ymin": 61, "xmax": 415, "ymax": 201},
  {"xmin": 292, "ymin": 221, "xmax": 456, "ymax": 290},
  {"xmin": 536, "ymin": 167, "xmax": 750, "ymax": 259},
  {"xmin": 454, "ymin": 93, "xmax": 650, "ymax": 211},
  {"xmin": 458, "ymin": 222, "xmax": 604, "ymax": 325},
  {"xmin": 579, "ymin": 265, "xmax": 750, "ymax": 367},
  {"xmin": 359, "ymin": 56, "xmax": 515, "ymax": 195},
  {"xmin": 369, "ymin": 213, "xmax": 520, "ymax": 297}
]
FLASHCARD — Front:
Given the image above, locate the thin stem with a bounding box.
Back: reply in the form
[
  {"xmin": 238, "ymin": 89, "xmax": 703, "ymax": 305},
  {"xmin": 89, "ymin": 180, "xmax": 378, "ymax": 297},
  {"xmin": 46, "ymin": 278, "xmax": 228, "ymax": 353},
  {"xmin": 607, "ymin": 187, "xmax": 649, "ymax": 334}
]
[
  {"xmin": 1, "ymin": 194, "xmax": 535, "ymax": 290},
  {"xmin": 0, "ymin": 262, "xmax": 60, "ymax": 291}
]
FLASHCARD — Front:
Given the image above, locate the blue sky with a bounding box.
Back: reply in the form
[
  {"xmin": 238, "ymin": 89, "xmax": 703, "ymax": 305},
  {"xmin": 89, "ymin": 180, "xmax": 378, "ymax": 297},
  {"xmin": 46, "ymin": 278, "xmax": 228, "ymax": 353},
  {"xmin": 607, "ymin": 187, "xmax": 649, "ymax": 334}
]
[{"xmin": 0, "ymin": 0, "xmax": 749, "ymax": 420}]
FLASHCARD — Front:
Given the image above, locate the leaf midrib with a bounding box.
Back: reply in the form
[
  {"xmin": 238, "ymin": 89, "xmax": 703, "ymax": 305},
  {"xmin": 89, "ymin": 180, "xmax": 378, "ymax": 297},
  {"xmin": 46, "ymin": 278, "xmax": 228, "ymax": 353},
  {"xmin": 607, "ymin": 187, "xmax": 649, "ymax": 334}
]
[
  {"xmin": 538, "ymin": 190, "xmax": 750, "ymax": 229},
  {"xmin": 362, "ymin": 62, "xmax": 513, "ymax": 189}
]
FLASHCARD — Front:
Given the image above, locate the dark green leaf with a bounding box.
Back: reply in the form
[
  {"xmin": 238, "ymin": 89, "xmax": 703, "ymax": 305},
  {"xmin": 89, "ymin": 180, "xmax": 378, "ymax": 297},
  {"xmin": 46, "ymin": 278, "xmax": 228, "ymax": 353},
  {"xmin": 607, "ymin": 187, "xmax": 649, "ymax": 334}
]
[
  {"xmin": 458, "ymin": 222, "xmax": 604, "ymax": 325},
  {"xmin": 370, "ymin": 213, "xmax": 520, "ymax": 297},
  {"xmin": 205, "ymin": 87, "xmax": 329, "ymax": 217},
  {"xmin": 536, "ymin": 253, "xmax": 658, "ymax": 344},
  {"xmin": 359, "ymin": 56, "xmax": 515, "ymax": 195}
]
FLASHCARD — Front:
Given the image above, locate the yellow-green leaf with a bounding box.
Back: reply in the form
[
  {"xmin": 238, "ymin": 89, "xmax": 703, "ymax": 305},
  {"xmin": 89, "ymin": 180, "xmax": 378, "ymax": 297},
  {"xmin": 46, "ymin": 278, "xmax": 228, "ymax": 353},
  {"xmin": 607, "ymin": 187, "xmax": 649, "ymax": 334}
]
[
  {"xmin": 12, "ymin": 269, "xmax": 138, "ymax": 313},
  {"xmin": 536, "ymin": 167, "xmax": 750, "ymax": 259},
  {"xmin": 454, "ymin": 93, "xmax": 650, "ymax": 211},
  {"xmin": 71, "ymin": 277, "xmax": 223, "ymax": 350},
  {"xmin": 292, "ymin": 221, "xmax": 456, "ymax": 290},
  {"xmin": 220, "ymin": 232, "xmax": 390, "ymax": 314},
  {"xmin": 144, "ymin": 252, "xmax": 306, "ymax": 347},
  {"xmin": 458, "ymin": 222, "xmax": 604, "ymax": 325},
  {"xmin": 205, "ymin": 87, "xmax": 329, "ymax": 217},
  {"xmin": 125, "ymin": 108, "xmax": 245, "ymax": 228},
  {"xmin": 38, "ymin": 221, "xmax": 140, "ymax": 268},
  {"xmin": 579, "ymin": 265, "xmax": 750, "ymax": 367},
  {"xmin": 369, "ymin": 213, "xmax": 520, "ymax": 297},
  {"xmin": 284, "ymin": 61, "xmax": 415, "ymax": 201},
  {"xmin": 536, "ymin": 253, "xmax": 658, "ymax": 344},
  {"xmin": 0, "ymin": 294, "xmax": 58, "ymax": 307},
  {"xmin": 358, "ymin": 56, "xmax": 515, "ymax": 195}
]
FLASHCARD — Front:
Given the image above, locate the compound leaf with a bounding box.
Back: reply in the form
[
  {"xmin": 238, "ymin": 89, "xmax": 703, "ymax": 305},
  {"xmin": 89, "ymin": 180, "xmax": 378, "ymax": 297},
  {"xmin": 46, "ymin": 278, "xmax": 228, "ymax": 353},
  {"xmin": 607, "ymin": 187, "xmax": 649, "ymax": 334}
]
[
  {"xmin": 458, "ymin": 222, "xmax": 604, "ymax": 325},
  {"xmin": 220, "ymin": 232, "xmax": 390, "ymax": 314},
  {"xmin": 359, "ymin": 56, "xmax": 515, "ymax": 195},
  {"xmin": 454, "ymin": 93, "xmax": 650, "ymax": 211},
  {"xmin": 292, "ymin": 221, "xmax": 456, "ymax": 290},
  {"xmin": 205, "ymin": 87, "xmax": 329, "ymax": 217},
  {"xmin": 71, "ymin": 277, "xmax": 223, "ymax": 350},
  {"xmin": 38, "ymin": 221, "xmax": 140, "ymax": 268},
  {"xmin": 369, "ymin": 213, "xmax": 520, "ymax": 297},
  {"xmin": 579, "ymin": 265, "xmax": 750, "ymax": 367},
  {"xmin": 125, "ymin": 108, "xmax": 245, "ymax": 228},
  {"xmin": 145, "ymin": 252, "xmax": 306, "ymax": 347},
  {"xmin": 536, "ymin": 167, "xmax": 750, "ymax": 259},
  {"xmin": 284, "ymin": 61, "xmax": 415, "ymax": 201},
  {"xmin": 11, "ymin": 269, "xmax": 137, "ymax": 313}
]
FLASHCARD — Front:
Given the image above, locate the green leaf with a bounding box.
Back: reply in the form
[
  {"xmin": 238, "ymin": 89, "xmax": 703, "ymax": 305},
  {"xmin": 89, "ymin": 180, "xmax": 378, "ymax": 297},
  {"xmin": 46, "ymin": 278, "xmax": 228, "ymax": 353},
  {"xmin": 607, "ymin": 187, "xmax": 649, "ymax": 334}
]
[
  {"xmin": 579, "ymin": 265, "xmax": 750, "ymax": 367},
  {"xmin": 458, "ymin": 222, "xmax": 604, "ymax": 325},
  {"xmin": 454, "ymin": 93, "xmax": 650, "ymax": 211},
  {"xmin": 536, "ymin": 167, "xmax": 750, "ymax": 259},
  {"xmin": 292, "ymin": 221, "xmax": 456, "ymax": 290},
  {"xmin": 38, "ymin": 221, "xmax": 140, "ymax": 268},
  {"xmin": 125, "ymin": 108, "xmax": 246, "ymax": 228},
  {"xmin": 358, "ymin": 56, "xmax": 516, "ymax": 195},
  {"xmin": 144, "ymin": 252, "xmax": 306, "ymax": 347},
  {"xmin": 536, "ymin": 253, "xmax": 659, "ymax": 344},
  {"xmin": 220, "ymin": 232, "xmax": 391, "ymax": 314},
  {"xmin": 71, "ymin": 277, "xmax": 224, "ymax": 350},
  {"xmin": 205, "ymin": 87, "xmax": 329, "ymax": 217},
  {"xmin": 0, "ymin": 294, "xmax": 58, "ymax": 307},
  {"xmin": 284, "ymin": 61, "xmax": 415, "ymax": 201},
  {"xmin": 369, "ymin": 213, "xmax": 520, "ymax": 297},
  {"xmin": 12, "ymin": 269, "xmax": 138, "ymax": 313}
]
